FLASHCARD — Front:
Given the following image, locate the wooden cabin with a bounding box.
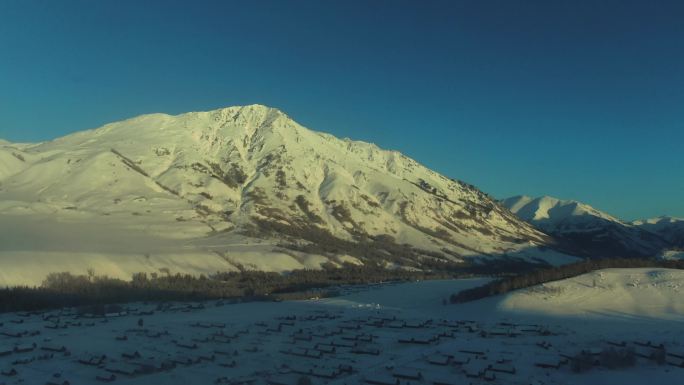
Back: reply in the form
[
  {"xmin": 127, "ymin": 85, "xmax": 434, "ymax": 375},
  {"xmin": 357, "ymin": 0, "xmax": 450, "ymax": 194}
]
[
  {"xmin": 351, "ymin": 347, "xmax": 380, "ymax": 355},
  {"xmin": 0, "ymin": 346, "xmax": 13, "ymax": 357},
  {"xmin": 427, "ymin": 353, "xmax": 451, "ymax": 366},
  {"xmin": 121, "ymin": 350, "xmax": 141, "ymax": 360},
  {"xmin": 105, "ymin": 362, "xmax": 140, "ymax": 376},
  {"xmin": 488, "ymin": 363, "xmax": 516, "ymax": 374},
  {"xmin": 364, "ymin": 373, "xmax": 399, "ymax": 385},
  {"xmin": 95, "ymin": 372, "xmax": 117, "ymax": 382},
  {"xmin": 78, "ymin": 354, "xmax": 106, "ymax": 366},
  {"xmin": 40, "ymin": 344, "xmax": 67, "ymax": 353},
  {"xmin": 392, "ymin": 367, "xmax": 423, "ymax": 380},
  {"xmin": 1, "ymin": 367, "xmax": 18, "ymax": 376}
]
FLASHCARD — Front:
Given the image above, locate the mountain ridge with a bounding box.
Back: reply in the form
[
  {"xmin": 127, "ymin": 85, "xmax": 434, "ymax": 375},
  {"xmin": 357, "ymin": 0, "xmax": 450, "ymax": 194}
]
[
  {"xmin": 502, "ymin": 195, "xmax": 671, "ymax": 258},
  {"xmin": 632, "ymin": 216, "xmax": 684, "ymax": 249}
]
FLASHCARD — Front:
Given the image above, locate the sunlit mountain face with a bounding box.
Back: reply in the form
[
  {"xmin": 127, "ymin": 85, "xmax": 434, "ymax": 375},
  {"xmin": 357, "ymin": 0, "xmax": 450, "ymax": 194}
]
[{"xmin": 0, "ymin": 105, "xmax": 578, "ymax": 286}]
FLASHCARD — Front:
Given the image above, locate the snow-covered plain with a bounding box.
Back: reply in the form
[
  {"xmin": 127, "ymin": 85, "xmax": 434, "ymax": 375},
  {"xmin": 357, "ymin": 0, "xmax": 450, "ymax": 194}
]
[{"xmin": 0, "ymin": 269, "xmax": 682, "ymax": 385}]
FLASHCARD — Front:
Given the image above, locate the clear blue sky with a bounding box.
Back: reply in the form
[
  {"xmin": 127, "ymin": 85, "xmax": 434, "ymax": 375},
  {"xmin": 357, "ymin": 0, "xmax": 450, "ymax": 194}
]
[{"xmin": 1, "ymin": 0, "xmax": 682, "ymax": 220}]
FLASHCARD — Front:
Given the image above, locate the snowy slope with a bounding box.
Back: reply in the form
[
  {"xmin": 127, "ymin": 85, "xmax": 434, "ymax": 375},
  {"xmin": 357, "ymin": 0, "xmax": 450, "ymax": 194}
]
[
  {"xmin": 0, "ymin": 142, "xmax": 32, "ymax": 179},
  {"xmin": 502, "ymin": 195, "xmax": 668, "ymax": 258},
  {"xmin": 498, "ymin": 268, "xmax": 684, "ymax": 321},
  {"xmin": 0, "ymin": 105, "xmax": 575, "ymax": 286}
]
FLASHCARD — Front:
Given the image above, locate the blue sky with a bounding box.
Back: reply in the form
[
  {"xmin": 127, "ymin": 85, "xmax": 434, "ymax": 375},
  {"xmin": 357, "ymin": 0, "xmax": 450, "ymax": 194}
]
[{"xmin": 1, "ymin": 0, "xmax": 682, "ymax": 220}]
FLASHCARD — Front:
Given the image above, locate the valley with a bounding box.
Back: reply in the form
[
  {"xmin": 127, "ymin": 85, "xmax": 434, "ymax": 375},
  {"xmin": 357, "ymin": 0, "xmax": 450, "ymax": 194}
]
[{"xmin": 0, "ymin": 269, "xmax": 682, "ymax": 385}]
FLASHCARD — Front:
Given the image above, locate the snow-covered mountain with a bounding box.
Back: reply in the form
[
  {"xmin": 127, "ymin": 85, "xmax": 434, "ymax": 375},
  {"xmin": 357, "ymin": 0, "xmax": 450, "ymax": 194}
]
[
  {"xmin": 632, "ymin": 216, "xmax": 684, "ymax": 251},
  {"xmin": 0, "ymin": 105, "xmax": 575, "ymax": 286},
  {"xmin": 501, "ymin": 195, "xmax": 669, "ymax": 258}
]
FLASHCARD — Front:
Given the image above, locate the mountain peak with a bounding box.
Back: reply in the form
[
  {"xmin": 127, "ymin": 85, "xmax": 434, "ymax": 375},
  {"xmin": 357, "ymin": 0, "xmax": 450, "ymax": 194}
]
[
  {"xmin": 503, "ymin": 195, "xmax": 620, "ymax": 223},
  {"xmin": 204, "ymin": 103, "xmax": 285, "ymax": 120},
  {"xmin": 503, "ymin": 194, "xmax": 670, "ymax": 258}
]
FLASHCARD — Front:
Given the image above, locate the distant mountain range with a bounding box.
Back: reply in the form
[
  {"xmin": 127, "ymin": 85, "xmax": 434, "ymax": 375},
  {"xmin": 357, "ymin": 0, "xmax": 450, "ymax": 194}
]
[
  {"xmin": 502, "ymin": 195, "xmax": 683, "ymax": 259},
  {"xmin": 631, "ymin": 216, "xmax": 684, "ymax": 252},
  {"xmin": 0, "ymin": 105, "xmax": 578, "ymax": 286}
]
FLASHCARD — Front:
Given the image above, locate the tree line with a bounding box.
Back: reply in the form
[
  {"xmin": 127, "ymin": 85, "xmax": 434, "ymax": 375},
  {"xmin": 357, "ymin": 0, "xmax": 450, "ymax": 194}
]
[
  {"xmin": 449, "ymin": 258, "xmax": 684, "ymax": 303},
  {"xmin": 0, "ymin": 263, "xmax": 479, "ymax": 313},
  {"xmin": 0, "ymin": 253, "xmax": 608, "ymax": 313}
]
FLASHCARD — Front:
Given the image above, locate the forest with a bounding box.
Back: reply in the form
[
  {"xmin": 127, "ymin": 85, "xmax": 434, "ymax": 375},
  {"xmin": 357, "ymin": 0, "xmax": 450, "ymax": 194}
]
[
  {"xmin": 0, "ymin": 255, "xmax": 549, "ymax": 313},
  {"xmin": 0, "ymin": 263, "xmax": 468, "ymax": 313}
]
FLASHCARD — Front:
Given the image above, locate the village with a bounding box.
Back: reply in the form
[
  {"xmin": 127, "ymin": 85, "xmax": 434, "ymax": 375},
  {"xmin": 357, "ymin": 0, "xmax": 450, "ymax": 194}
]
[{"xmin": 0, "ymin": 279, "xmax": 682, "ymax": 385}]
